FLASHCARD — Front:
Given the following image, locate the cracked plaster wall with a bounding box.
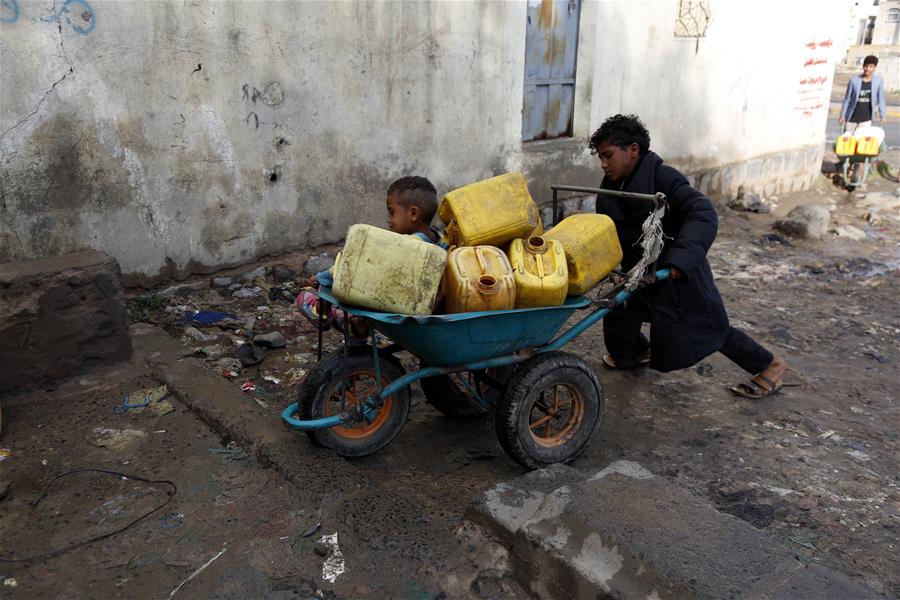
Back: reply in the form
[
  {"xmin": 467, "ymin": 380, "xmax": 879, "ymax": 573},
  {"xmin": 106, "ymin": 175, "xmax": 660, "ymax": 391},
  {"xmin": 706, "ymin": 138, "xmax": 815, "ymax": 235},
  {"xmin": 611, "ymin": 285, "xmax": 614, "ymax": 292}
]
[{"xmin": 1, "ymin": 1, "xmax": 843, "ymax": 284}]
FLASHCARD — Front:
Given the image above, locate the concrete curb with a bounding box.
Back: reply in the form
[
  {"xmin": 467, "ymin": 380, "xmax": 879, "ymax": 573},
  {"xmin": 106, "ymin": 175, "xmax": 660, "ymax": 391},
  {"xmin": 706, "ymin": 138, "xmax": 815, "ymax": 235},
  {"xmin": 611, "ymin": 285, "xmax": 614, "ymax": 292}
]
[
  {"xmin": 467, "ymin": 462, "xmax": 884, "ymax": 600},
  {"xmin": 131, "ymin": 323, "xmax": 374, "ymax": 504}
]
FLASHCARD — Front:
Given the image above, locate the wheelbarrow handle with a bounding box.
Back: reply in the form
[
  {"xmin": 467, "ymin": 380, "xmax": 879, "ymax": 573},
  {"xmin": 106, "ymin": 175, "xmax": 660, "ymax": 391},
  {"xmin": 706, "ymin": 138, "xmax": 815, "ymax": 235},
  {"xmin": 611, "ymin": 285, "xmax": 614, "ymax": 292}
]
[{"xmin": 549, "ymin": 184, "xmax": 666, "ymax": 226}]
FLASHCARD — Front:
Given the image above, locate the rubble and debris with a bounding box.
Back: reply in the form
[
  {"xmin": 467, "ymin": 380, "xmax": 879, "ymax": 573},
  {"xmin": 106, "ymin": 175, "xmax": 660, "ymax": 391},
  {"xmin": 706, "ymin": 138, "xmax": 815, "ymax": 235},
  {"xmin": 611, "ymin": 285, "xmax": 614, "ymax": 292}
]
[
  {"xmin": 831, "ymin": 224, "xmax": 867, "ymax": 240},
  {"xmin": 272, "ymin": 265, "xmax": 295, "ymax": 283},
  {"xmin": 183, "ymin": 326, "xmax": 218, "ymax": 343},
  {"xmin": 232, "ymin": 286, "xmax": 262, "ymax": 299},
  {"xmin": 727, "ymin": 188, "xmax": 773, "ymax": 213},
  {"xmin": 303, "ymin": 253, "xmax": 335, "ymax": 277},
  {"xmin": 241, "ymin": 266, "xmax": 268, "ymax": 282},
  {"xmin": 87, "ymin": 428, "xmax": 148, "ymax": 451},
  {"xmin": 211, "ymin": 277, "xmax": 233, "ymax": 288},
  {"xmin": 253, "ymin": 331, "xmax": 287, "ymax": 348},
  {"xmin": 0, "ymin": 449, "xmax": 10, "ymax": 462},
  {"xmin": 240, "ymin": 381, "xmax": 256, "ymax": 392}
]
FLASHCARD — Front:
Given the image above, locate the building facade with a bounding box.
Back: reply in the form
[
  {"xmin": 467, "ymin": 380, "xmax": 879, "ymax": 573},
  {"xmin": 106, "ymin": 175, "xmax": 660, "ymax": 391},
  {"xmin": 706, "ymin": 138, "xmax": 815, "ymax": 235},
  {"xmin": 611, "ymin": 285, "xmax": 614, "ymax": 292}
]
[{"xmin": 0, "ymin": 0, "xmax": 845, "ymax": 283}]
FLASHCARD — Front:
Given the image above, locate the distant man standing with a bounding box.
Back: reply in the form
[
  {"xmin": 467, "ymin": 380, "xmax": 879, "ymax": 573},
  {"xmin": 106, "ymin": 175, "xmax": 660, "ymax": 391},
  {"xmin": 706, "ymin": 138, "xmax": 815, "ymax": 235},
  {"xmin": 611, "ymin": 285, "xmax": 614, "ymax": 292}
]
[{"xmin": 839, "ymin": 55, "xmax": 887, "ymax": 132}]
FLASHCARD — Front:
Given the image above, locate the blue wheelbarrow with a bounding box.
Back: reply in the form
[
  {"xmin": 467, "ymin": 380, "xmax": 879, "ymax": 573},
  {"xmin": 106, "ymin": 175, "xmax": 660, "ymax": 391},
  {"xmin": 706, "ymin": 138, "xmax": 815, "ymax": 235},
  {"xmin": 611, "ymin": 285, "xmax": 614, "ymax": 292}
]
[{"xmin": 282, "ymin": 188, "xmax": 668, "ymax": 469}]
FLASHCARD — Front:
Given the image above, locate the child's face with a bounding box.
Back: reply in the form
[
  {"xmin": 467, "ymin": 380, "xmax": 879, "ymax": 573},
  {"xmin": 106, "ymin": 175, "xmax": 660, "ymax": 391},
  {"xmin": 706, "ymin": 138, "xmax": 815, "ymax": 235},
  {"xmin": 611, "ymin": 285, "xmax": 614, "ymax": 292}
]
[
  {"xmin": 862, "ymin": 63, "xmax": 876, "ymax": 77},
  {"xmin": 386, "ymin": 193, "xmax": 417, "ymax": 234},
  {"xmin": 595, "ymin": 141, "xmax": 640, "ymax": 182}
]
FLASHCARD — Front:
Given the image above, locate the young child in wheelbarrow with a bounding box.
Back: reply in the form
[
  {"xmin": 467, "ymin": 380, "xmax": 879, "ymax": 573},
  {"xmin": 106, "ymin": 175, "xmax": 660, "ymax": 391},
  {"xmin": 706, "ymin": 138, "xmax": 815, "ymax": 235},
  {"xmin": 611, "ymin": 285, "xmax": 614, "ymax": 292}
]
[
  {"xmin": 589, "ymin": 114, "xmax": 788, "ymax": 399},
  {"xmin": 297, "ymin": 176, "xmax": 447, "ymax": 339}
]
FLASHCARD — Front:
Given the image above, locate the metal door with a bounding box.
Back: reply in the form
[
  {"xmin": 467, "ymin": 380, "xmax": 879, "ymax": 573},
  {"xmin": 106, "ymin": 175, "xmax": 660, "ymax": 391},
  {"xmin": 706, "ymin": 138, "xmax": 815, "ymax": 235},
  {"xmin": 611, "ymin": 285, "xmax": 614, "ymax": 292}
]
[{"xmin": 522, "ymin": 0, "xmax": 581, "ymax": 141}]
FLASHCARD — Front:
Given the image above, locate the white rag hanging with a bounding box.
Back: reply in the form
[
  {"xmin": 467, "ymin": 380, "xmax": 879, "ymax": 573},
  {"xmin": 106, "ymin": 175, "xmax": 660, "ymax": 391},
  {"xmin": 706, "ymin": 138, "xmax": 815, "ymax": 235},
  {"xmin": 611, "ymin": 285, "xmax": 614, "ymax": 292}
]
[{"xmin": 624, "ymin": 202, "xmax": 668, "ymax": 291}]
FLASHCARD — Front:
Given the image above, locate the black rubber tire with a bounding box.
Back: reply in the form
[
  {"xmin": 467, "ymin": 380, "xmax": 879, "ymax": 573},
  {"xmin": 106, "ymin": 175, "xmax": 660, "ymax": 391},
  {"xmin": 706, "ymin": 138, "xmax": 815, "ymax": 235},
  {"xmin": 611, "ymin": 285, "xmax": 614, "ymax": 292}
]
[
  {"xmin": 298, "ymin": 349, "xmax": 410, "ymax": 457},
  {"xmin": 419, "ymin": 366, "xmax": 513, "ymax": 419},
  {"xmin": 495, "ymin": 352, "xmax": 603, "ymax": 469}
]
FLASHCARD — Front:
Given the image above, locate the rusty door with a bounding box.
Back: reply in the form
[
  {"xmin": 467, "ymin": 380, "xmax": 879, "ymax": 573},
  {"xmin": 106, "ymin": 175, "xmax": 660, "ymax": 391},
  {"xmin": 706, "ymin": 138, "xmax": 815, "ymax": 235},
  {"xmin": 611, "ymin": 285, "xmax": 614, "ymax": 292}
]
[{"xmin": 522, "ymin": 0, "xmax": 581, "ymax": 141}]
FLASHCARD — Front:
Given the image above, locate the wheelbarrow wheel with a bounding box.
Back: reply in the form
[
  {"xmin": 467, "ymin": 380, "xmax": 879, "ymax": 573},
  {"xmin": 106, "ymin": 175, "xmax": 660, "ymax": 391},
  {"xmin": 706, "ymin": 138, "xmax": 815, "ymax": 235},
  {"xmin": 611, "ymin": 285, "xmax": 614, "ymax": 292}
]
[
  {"xmin": 495, "ymin": 352, "xmax": 603, "ymax": 469},
  {"xmin": 299, "ymin": 349, "xmax": 410, "ymax": 457},
  {"xmin": 419, "ymin": 367, "xmax": 513, "ymax": 419}
]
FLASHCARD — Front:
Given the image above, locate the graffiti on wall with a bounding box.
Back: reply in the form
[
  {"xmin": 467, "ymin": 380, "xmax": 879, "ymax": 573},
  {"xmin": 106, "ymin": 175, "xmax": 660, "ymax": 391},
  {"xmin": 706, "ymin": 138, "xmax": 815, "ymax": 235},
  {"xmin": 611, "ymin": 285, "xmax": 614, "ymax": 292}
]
[
  {"xmin": 0, "ymin": 0, "xmax": 96, "ymax": 34},
  {"xmin": 795, "ymin": 38, "xmax": 832, "ymax": 118}
]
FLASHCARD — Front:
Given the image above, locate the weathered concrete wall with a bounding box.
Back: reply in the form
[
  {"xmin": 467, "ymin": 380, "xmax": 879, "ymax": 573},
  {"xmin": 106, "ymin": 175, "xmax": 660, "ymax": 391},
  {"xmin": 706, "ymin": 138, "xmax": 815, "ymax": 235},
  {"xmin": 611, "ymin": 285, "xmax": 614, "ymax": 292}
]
[
  {"xmin": 1, "ymin": 0, "xmax": 845, "ymax": 284},
  {"xmin": 0, "ymin": 250, "xmax": 132, "ymax": 396}
]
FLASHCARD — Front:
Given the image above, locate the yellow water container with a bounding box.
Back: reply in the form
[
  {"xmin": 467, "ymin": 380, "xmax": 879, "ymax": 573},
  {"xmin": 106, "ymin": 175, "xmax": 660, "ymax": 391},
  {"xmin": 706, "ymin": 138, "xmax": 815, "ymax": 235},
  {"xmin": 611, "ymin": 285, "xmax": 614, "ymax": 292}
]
[
  {"xmin": 544, "ymin": 214, "xmax": 623, "ymax": 295},
  {"xmin": 855, "ymin": 135, "xmax": 881, "ymax": 156},
  {"xmin": 332, "ymin": 224, "xmax": 447, "ymax": 315},
  {"xmin": 507, "ymin": 236, "xmax": 568, "ymax": 308},
  {"xmin": 440, "ymin": 173, "xmax": 542, "ymax": 247},
  {"xmin": 835, "ymin": 133, "xmax": 857, "ymax": 156},
  {"xmin": 443, "ymin": 246, "xmax": 516, "ymax": 313}
]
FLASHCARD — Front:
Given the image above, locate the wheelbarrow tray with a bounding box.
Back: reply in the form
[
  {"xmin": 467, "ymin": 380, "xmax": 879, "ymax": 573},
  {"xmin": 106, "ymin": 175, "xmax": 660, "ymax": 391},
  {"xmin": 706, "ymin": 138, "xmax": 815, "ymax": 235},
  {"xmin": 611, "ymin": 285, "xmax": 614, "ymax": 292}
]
[{"xmin": 316, "ymin": 287, "xmax": 590, "ymax": 366}]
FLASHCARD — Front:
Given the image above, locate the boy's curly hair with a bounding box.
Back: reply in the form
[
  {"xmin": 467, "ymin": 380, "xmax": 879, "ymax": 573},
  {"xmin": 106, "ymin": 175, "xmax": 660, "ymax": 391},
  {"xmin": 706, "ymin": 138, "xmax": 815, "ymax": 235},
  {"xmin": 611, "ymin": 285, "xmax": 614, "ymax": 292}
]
[
  {"xmin": 588, "ymin": 114, "xmax": 651, "ymax": 156},
  {"xmin": 387, "ymin": 176, "xmax": 438, "ymax": 222}
]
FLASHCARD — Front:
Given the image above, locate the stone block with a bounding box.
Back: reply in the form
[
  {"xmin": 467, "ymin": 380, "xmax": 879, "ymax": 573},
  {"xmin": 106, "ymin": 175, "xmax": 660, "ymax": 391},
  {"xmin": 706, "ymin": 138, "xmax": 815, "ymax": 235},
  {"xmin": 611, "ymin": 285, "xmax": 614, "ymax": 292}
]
[{"xmin": 0, "ymin": 251, "xmax": 132, "ymax": 395}]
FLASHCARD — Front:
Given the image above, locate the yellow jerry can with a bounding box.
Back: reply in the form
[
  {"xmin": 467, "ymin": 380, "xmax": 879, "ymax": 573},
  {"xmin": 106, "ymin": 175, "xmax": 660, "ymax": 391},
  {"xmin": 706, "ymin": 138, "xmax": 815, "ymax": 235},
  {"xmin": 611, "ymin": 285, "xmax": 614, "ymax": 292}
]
[
  {"xmin": 507, "ymin": 236, "xmax": 568, "ymax": 308},
  {"xmin": 443, "ymin": 246, "xmax": 516, "ymax": 313},
  {"xmin": 855, "ymin": 135, "xmax": 880, "ymax": 156},
  {"xmin": 332, "ymin": 224, "xmax": 447, "ymax": 315},
  {"xmin": 440, "ymin": 173, "xmax": 541, "ymax": 247},
  {"xmin": 544, "ymin": 214, "xmax": 623, "ymax": 295},
  {"xmin": 834, "ymin": 133, "xmax": 857, "ymax": 156}
]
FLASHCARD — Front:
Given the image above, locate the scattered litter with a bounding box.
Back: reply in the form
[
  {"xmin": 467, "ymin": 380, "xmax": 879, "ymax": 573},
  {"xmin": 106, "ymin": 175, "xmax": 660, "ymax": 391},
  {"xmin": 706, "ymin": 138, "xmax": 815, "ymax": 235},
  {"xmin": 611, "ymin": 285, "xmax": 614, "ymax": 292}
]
[
  {"xmin": 87, "ymin": 428, "xmax": 148, "ymax": 452},
  {"xmin": 114, "ymin": 386, "xmax": 175, "ymax": 416},
  {"xmin": 208, "ymin": 447, "xmax": 248, "ymax": 461},
  {"xmin": 183, "ymin": 326, "xmax": 218, "ymax": 343},
  {"xmin": 241, "ymin": 381, "xmax": 256, "ymax": 392},
  {"xmin": 223, "ymin": 370, "xmax": 239, "ymax": 380},
  {"xmin": 167, "ymin": 544, "xmax": 227, "ymax": 599},
  {"xmin": 256, "ymin": 305, "xmax": 271, "ymax": 313},
  {"xmin": 317, "ymin": 533, "xmax": 345, "ymax": 583},
  {"xmin": 263, "ymin": 375, "xmax": 282, "ymax": 385},
  {"xmin": 254, "ymin": 399, "xmax": 269, "ymax": 409},
  {"xmin": 181, "ymin": 311, "xmax": 240, "ymax": 327},
  {"xmin": 846, "ymin": 449, "xmax": 871, "ymax": 462},
  {"xmin": 788, "ymin": 536, "xmax": 818, "ymax": 551},
  {"xmin": 154, "ymin": 430, "xmax": 167, "ymax": 434},
  {"xmin": 0, "ymin": 448, "xmax": 11, "ymax": 462},
  {"xmin": 41, "ymin": 459, "xmax": 48, "ymax": 466},
  {"xmin": 3, "ymin": 578, "xmax": 17, "ymax": 588},
  {"xmin": 232, "ymin": 286, "xmax": 262, "ymax": 299},
  {"xmin": 301, "ymin": 522, "xmax": 322, "ymax": 537},
  {"xmin": 162, "ymin": 513, "xmax": 184, "ymax": 528}
]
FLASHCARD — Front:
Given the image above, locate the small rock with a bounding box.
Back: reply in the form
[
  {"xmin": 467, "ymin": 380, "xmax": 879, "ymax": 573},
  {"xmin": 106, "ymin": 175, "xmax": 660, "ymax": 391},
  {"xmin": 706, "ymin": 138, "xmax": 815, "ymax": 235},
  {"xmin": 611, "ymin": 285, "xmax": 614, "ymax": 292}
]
[
  {"xmin": 211, "ymin": 277, "xmax": 233, "ymax": 288},
  {"xmin": 313, "ymin": 540, "xmax": 328, "ymax": 557},
  {"xmin": 253, "ymin": 331, "xmax": 287, "ymax": 348},
  {"xmin": 232, "ymin": 286, "xmax": 262, "ymax": 299},
  {"xmin": 272, "ymin": 265, "xmax": 295, "ymax": 283},
  {"xmin": 156, "ymin": 283, "xmax": 200, "ymax": 299},
  {"xmin": 195, "ymin": 345, "xmax": 227, "ymax": 359},
  {"xmin": 773, "ymin": 204, "xmax": 831, "ymax": 239},
  {"xmin": 0, "ymin": 480, "xmax": 9, "ymax": 501},
  {"xmin": 726, "ymin": 188, "xmax": 772, "ymax": 213},
  {"xmin": 183, "ymin": 326, "xmax": 218, "ymax": 342},
  {"xmin": 831, "ymin": 225, "xmax": 866, "ymax": 240},
  {"xmin": 241, "ymin": 266, "xmax": 268, "ymax": 283},
  {"xmin": 227, "ymin": 283, "xmax": 242, "ymax": 292},
  {"xmin": 303, "ymin": 253, "xmax": 335, "ymax": 277},
  {"xmin": 234, "ymin": 344, "xmax": 265, "ymax": 366}
]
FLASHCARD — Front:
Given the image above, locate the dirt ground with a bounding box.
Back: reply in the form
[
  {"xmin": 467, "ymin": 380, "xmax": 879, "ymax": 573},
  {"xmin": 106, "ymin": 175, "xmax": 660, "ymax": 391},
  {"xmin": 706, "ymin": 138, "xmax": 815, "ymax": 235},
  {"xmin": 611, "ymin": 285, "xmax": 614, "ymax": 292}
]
[{"xmin": 2, "ymin": 151, "xmax": 898, "ymax": 598}]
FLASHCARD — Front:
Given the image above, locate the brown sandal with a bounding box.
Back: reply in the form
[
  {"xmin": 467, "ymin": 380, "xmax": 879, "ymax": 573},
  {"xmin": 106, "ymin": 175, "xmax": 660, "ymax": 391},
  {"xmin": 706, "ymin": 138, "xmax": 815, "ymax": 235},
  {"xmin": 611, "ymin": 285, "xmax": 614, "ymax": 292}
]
[
  {"xmin": 602, "ymin": 353, "xmax": 651, "ymax": 370},
  {"xmin": 730, "ymin": 374, "xmax": 784, "ymax": 399}
]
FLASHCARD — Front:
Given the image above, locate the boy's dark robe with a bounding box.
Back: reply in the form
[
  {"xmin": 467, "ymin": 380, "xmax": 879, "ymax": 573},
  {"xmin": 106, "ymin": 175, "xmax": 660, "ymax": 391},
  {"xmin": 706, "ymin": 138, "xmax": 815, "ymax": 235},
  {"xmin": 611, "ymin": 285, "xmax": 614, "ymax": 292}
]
[{"xmin": 597, "ymin": 150, "xmax": 730, "ymax": 372}]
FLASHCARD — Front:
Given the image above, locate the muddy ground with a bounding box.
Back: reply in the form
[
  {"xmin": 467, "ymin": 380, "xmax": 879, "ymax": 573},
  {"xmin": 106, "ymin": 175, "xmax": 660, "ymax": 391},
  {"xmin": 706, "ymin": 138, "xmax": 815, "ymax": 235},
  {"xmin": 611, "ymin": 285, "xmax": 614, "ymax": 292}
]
[{"xmin": 1, "ymin": 152, "xmax": 898, "ymax": 598}]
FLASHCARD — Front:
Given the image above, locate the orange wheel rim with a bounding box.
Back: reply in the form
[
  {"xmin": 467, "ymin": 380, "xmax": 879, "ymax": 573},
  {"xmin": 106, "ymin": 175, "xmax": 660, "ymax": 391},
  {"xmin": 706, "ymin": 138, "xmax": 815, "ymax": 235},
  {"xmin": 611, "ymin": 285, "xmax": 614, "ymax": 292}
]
[
  {"xmin": 324, "ymin": 369, "xmax": 393, "ymax": 439},
  {"xmin": 527, "ymin": 383, "xmax": 583, "ymax": 448}
]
